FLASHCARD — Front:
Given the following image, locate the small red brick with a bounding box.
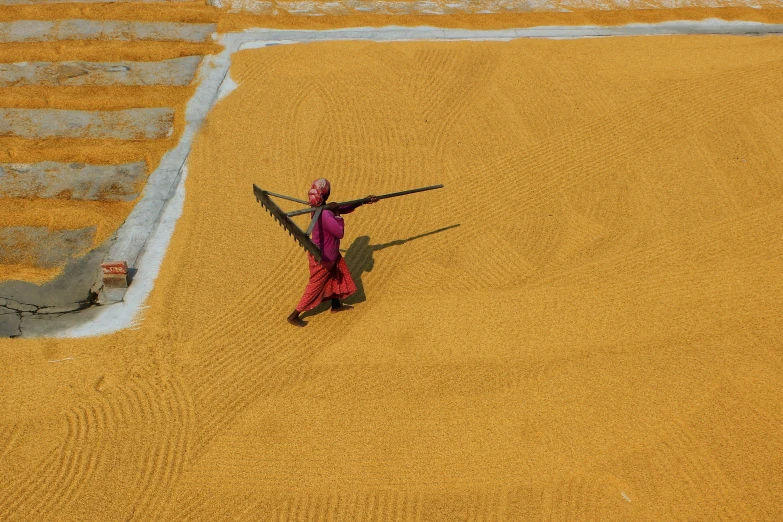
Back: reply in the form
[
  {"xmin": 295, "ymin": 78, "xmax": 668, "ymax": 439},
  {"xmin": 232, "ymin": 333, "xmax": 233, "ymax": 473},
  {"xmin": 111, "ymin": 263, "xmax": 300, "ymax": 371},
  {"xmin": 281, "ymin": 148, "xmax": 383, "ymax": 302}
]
[{"xmin": 101, "ymin": 261, "xmax": 128, "ymax": 275}]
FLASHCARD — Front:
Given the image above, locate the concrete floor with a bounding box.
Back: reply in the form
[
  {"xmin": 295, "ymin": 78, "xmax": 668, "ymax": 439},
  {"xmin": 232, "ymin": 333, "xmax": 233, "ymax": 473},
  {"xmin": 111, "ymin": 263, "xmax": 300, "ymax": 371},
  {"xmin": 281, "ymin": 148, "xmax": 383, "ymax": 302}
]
[{"xmin": 0, "ymin": 240, "xmax": 107, "ymax": 337}]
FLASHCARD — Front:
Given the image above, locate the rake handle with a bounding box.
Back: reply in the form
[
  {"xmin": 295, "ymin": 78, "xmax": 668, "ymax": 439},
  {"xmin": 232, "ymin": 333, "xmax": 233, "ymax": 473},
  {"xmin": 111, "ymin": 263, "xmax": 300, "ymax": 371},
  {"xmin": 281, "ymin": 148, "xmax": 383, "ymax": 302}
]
[{"xmin": 287, "ymin": 184, "xmax": 444, "ymax": 217}]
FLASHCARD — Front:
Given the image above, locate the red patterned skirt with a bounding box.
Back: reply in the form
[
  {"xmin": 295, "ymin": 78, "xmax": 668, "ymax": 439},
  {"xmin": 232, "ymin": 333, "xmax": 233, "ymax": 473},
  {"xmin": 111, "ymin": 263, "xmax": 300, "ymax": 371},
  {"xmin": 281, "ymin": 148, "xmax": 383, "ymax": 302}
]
[{"xmin": 295, "ymin": 255, "xmax": 357, "ymax": 312}]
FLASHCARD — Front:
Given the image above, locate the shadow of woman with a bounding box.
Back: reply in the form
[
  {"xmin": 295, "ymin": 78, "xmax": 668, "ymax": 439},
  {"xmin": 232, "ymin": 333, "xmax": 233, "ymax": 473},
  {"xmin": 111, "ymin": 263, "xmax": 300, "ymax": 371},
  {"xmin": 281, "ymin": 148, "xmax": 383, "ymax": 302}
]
[
  {"xmin": 343, "ymin": 224, "xmax": 460, "ymax": 306},
  {"xmin": 299, "ymin": 224, "xmax": 459, "ymax": 319}
]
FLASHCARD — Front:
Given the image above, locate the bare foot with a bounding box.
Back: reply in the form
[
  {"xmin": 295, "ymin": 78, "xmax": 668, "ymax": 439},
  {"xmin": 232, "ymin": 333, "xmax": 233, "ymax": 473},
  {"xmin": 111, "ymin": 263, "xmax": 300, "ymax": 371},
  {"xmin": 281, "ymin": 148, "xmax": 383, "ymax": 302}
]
[
  {"xmin": 331, "ymin": 304, "xmax": 354, "ymax": 314},
  {"xmin": 287, "ymin": 316, "xmax": 307, "ymax": 327}
]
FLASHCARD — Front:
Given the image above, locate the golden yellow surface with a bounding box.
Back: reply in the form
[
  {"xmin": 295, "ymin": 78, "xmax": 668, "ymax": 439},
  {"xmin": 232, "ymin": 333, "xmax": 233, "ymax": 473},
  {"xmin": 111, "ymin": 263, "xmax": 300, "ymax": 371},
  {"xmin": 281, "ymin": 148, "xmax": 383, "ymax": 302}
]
[
  {"xmin": 215, "ymin": 7, "xmax": 783, "ymax": 32},
  {"xmin": 2, "ymin": 36, "xmax": 783, "ymax": 520},
  {"xmin": 2, "ymin": 3, "xmax": 783, "ymax": 28},
  {"xmin": 5, "ymin": 5, "xmax": 783, "ymax": 283}
]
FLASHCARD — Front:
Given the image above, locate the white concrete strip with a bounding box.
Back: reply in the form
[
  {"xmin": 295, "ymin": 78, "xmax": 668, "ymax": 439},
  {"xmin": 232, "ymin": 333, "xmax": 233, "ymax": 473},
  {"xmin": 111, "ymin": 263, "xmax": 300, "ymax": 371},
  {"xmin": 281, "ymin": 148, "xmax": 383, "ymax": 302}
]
[
  {"xmin": 57, "ymin": 20, "xmax": 783, "ymax": 337},
  {"xmin": 0, "ymin": 57, "xmax": 202, "ymax": 88},
  {"xmin": 235, "ymin": 21, "xmax": 783, "ymax": 46},
  {"xmin": 0, "ymin": 226, "xmax": 96, "ymax": 268},
  {"xmin": 95, "ymin": 44, "xmax": 237, "ymax": 301},
  {"xmin": 0, "ymin": 108, "xmax": 174, "ymax": 139},
  {"xmin": 60, "ymin": 167, "xmax": 189, "ymax": 337},
  {"xmin": 0, "ymin": 20, "xmax": 216, "ymax": 43},
  {"xmin": 0, "ymin": 161, "xmax": 146, "ymax": 201}
]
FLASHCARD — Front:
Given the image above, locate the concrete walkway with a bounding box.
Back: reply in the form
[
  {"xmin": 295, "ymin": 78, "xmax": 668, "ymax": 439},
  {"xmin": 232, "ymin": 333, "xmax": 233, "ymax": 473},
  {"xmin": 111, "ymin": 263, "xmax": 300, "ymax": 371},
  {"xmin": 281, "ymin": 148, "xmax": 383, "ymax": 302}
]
[
  {"xmin": 0, "ymin": 20, "xmax": 216, "ymax": 43},
  {"xmin": 0, "ymin": 107, "xmax": 175, "ymax": 139},
  {"xmin": 0, "ymin": 57, "xmax": 202, "ymax": 87},
  {"xmin": 6, "ymin": 20, "xmax": 783, "ymax": 337},
  {"xmin": 0, "ymin": 161, "xmax": 147, "ymax": 201}
]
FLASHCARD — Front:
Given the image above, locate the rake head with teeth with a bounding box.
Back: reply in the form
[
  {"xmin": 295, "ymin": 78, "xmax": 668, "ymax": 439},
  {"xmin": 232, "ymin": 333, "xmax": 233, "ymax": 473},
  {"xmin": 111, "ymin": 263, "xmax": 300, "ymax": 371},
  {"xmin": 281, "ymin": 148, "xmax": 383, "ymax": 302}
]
[{"xmin": 253, "ymin": 185, "xmax": 323, "ymax": 262}]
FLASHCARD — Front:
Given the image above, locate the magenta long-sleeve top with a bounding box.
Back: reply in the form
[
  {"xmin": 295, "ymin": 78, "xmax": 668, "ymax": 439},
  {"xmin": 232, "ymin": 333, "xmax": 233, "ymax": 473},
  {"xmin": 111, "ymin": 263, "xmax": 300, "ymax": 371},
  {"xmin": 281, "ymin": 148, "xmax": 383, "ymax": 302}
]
[{"xmin": 310, "ymin": 205, "xmax": 355, "ymax": 264}]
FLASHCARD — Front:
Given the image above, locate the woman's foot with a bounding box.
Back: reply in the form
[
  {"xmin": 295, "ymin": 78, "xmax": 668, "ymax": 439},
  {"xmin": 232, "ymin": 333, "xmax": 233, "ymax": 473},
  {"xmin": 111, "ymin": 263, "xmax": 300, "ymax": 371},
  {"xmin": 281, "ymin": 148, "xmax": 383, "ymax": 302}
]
[
  {"xmin": 331, "ymin": 304, "xmax": 354, "ymax": 313},
  {"xmin": 287, "ymin": 311, "xmax": 307, "ymax": 327}
]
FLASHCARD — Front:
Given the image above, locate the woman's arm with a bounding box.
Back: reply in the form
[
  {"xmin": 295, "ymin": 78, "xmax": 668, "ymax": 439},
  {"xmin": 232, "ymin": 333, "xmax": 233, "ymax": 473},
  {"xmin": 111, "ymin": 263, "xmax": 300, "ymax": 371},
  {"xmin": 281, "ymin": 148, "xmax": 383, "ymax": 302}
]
[
  {"xmin": 337, "ymin": 195, "xmax": 379, "ymax": 214},
  {"xmin": 337, "ymin": 203, "xmax": 358, "ymax": 214}
]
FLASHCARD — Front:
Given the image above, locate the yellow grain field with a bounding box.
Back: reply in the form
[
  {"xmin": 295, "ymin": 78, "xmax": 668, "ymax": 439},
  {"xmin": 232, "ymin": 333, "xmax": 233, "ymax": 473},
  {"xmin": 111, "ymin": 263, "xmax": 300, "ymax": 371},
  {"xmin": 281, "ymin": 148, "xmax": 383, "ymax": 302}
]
[{"xmin": 2, "ymin": 35, "xmax": 783, "ymax": 520}]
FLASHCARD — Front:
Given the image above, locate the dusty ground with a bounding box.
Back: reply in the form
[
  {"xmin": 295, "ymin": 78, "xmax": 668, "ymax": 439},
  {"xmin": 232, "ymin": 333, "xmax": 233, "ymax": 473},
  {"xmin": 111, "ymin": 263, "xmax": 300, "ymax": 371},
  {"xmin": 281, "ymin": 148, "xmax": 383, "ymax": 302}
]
[{"xmin": 2, "ymin": 35, "xmax": 783, "ymax": 520}]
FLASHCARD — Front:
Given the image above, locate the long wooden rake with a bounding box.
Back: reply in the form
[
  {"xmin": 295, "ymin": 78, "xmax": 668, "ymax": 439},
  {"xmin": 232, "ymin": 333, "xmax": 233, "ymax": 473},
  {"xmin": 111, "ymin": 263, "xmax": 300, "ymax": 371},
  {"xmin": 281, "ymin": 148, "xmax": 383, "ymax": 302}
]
[{"xmin": 252, "ymin": 184, "xmax": 444, "ymax": 263}]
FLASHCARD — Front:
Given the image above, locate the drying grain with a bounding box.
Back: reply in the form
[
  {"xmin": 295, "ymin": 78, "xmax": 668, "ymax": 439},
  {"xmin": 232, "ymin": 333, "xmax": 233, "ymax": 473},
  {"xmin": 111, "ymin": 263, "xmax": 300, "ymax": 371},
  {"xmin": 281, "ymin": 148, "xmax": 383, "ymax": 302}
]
[{"xmin": 2, "ymin": 35, "xmax": 783, "ymax": 520}]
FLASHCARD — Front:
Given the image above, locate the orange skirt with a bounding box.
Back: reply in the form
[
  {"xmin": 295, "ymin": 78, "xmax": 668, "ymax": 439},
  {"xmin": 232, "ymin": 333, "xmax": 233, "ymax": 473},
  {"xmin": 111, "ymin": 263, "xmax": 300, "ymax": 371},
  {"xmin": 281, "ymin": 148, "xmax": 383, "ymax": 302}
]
[{"xmin": 296, "ymin": 255, "xmax": 357, "ymax": 312}]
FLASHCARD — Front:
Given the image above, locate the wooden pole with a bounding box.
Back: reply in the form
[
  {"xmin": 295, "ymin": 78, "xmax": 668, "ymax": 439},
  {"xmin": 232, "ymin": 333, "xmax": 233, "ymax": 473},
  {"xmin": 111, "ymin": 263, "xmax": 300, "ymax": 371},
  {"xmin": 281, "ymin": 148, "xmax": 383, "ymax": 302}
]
[{"xmin": 286, "ymin": 184, "xmax": 444, "ymax": 217}]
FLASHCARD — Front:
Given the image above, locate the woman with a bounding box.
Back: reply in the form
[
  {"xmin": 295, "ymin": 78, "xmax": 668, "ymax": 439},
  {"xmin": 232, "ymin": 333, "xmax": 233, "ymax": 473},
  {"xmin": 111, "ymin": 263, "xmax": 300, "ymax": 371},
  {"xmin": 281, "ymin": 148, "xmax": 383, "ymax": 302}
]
[{"xmin": 287, "ymin": 178, "xmax": 377, "ymax": 327}]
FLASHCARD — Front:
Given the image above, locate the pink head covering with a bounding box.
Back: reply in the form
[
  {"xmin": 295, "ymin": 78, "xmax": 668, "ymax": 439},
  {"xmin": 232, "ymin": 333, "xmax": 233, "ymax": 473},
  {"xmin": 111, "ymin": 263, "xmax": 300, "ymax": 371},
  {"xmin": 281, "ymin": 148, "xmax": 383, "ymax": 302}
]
[{"xmin": 308, "ymin": 178, "xmax": 330, "ymax": 206}]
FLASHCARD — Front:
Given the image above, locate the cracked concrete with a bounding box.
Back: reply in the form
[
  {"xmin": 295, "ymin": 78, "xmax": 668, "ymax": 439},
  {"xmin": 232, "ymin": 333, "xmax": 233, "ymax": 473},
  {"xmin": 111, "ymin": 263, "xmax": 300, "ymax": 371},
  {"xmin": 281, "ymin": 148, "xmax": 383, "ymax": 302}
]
[
  {"xmin": 0, "ymin": 57, "xmax": 202, "ymax": 88},
  {"xmin": 0, "ymin": 240, "xmax": 107, "ymax": 337}
]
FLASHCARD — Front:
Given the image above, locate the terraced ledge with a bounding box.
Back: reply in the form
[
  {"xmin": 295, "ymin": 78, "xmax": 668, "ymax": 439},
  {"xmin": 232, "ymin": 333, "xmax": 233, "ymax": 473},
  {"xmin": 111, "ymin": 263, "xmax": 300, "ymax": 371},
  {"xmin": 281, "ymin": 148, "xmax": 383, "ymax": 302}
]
[
  {"xmin": 0, "ymin": 21, "xmax": 216, "ymax": 43},
  {"xmin": 0, "ymin": 108, "xmax": 174, "ymax": 139},
  {"xmin": 0, "ymin": 161, "xmax": 147, "ymax": 201},
  {"xmin": 0, "ymin": 57, "xmax": 202, "ymax": 87},
  {"xmin": 0, "ymin": 226, "xmax": 96, "ymax": 268}
]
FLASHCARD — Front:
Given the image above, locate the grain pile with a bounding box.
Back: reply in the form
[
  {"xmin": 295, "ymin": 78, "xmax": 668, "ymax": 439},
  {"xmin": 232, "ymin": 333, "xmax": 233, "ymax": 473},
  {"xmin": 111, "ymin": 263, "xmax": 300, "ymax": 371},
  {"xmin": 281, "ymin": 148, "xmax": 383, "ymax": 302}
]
[
  {"xmin": 3, "ymin": 1, "xmax": 783, "ymax": 283},
  {"xmin": 2, "ymin": 35, "xmax": 783, "ymax": 520},
  {"xmin": 220, "ymin": 0, "xmax": 783, "ymax": 16}
]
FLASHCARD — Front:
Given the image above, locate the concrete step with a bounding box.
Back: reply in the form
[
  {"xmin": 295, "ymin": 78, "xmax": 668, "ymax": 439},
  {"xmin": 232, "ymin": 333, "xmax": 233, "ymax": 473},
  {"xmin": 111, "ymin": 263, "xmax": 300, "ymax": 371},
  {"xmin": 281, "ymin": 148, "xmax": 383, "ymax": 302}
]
[
  {"xmin": 0, "ymin": 20, "xmax": 216, "ymax": 43},
  {"xmin": 0, "ymin": 136, "xmax": 169, "ymax": 167},
  {"xmin": 0, "ymin": 41, "xmax": 220, "ymax": 64},
  {"xmin": 0, "ymin": 108, "xmax": 174, "ymax": 139},
  {"xmin": 0, "ymin": 56, "xmax": 201, "ymax": 87},
  {"xmin": 0, "ymin": 161, "xmax": 146, "ymax": 201},
  {"xmin": 0, "ymin": 225, "xmax": 95, "ymax": 268}
]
